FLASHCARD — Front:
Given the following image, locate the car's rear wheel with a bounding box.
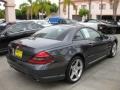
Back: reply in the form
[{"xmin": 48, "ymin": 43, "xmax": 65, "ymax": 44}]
[
  {"xmin": 66, "ymin": 56, "xmax": 83, "ymax": 83},
  {"xmin": 110, "ymin": 42, "xmax": 117, "ymax": 57}
]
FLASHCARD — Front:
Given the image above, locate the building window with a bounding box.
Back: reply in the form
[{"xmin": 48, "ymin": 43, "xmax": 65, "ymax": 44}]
[
  {"xmin": 99, "ymin": 4, "xmax": 106, "ymax": 10},
  {"xmin": 81, "ymin": 5, "xmax": 87, "ymax": 9}
]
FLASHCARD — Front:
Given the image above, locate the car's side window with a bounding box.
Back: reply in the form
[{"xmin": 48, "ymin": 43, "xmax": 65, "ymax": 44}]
[
  {"xmin": 81, "ymin": 28, "xmax": 100, "ymax": 40},
  {"xmin": 73, "ymin": 30, "xmax": 84, "ymax": 40}
]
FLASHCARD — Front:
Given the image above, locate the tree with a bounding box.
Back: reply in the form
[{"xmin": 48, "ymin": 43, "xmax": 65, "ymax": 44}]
[
  {"xmin": 79, "ymin": 8, "xmax": 89, "ymax": 18},
  {"xmin": 58, "ymin": 0, "xmax": 61, "ymax": 16},
  {"xmin": 28, "ymin": 0, "xmax": 33, "ymax": 19},
  {"xmin": 0, "ymin": 9, "xmax": 4, "ymax": 19},
  {"xmin": 63, "ymin": 0, "xmax": 77, "ymax": 19},
  {"xmin": 32, "ymin": 0, "xmax": 41, "ymax": 19},
  {"xmin": 16, "ymin": 9, "xmax": 22, "ymax": 19},
  {"xmin": 18, "ymin": 0, "xmax": 58, "ymax": 19},
  {"xmin": 20, "ymin": 3, "xmax": 30, "ymax": 19},
  {"xmin": 100, "ymin": 0, "xmax": 103, "ymax": 20},
  {"xmin": 109, "ymin": 0, "xmax": 119, "ymax": 21},
  {"xmin": 50, "ymin": 3, "xmax": 58, "ymax": 13},
  {"xmin": 88, "ymin": 0, "xmax": 92, "ymax": 19}
]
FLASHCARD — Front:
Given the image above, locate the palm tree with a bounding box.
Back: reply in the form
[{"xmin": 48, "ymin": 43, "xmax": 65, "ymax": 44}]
[
  {"xmin": 109, "ymin": 0, "xmax": 119, "ymax": 21},
  {"xmin": 58, "ymin": 0, "xmax": 61, "ymax": 16},
  {"xmin": 100, "ymin": 0, "xmax": 103, "ymax": 20},
  {"xmin": 88, "ymin": 0, "xmax": 92, "ymax": 20},
  {"xmin": 63, "ymin": 0, "xmax": 77, "ymax": 19},
  {"xmin": 40, "ymin": 0, "xmax": 51, "ymax": 19},
  {"xmin": 28, "ymin": 0, "xmax": 33, "ymax": 19},
  {"xmin": 20, "ymin": 3, "xmax": 30, "ymax": 19},
  {"xmin": 32, "ymin": 0, "xmax": 41, "ymax": 19}
]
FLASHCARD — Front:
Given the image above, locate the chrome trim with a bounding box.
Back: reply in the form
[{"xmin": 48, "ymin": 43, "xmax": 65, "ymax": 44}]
[{"xmin": 88, "ymin": 55, "xmax": 107, "ymax": 65}]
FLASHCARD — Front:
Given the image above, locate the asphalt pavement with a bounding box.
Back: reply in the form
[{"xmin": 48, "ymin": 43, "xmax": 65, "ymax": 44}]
[{"xmin": 0, "ymin": 35, "xmax": 120, "ymax": 90}]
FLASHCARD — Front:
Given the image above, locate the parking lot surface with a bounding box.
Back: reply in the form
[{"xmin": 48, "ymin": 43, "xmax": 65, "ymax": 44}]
[{"xmin": 0, "ymin": 35, "xmax": 120, "ymax": 90}]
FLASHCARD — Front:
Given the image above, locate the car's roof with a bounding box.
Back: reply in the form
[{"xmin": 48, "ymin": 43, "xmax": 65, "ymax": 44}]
[{"xmin": 51, "ymin": 24, "xmax": 85, "ymax": 30}]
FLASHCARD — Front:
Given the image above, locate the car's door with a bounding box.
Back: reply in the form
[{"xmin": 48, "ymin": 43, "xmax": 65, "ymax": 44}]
[
  {"xmin": 72, "ymin": 29, "xmax": 97, "ymax": 63},
  {"xmin": 80, "ymin": 27, "xmax": 109, "ymax": 64}
]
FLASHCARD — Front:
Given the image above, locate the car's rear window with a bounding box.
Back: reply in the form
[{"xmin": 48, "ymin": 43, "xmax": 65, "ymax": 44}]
[{"xmin": 32, "ymin": 26, "xmax": 71, "ymax": 41}]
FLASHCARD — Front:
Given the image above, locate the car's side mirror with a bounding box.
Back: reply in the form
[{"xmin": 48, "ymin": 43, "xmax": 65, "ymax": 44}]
[
  {"xmin": 102, "ymin": 34, "xmax": 108, "ymax": 39},
  {"xmin": 95, "ymin": 36, "xmax": 103, "ymax": 41}
]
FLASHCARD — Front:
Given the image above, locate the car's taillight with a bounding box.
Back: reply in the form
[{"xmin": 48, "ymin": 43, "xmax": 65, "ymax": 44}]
[{"xmin": 28, "ymin": 51, "xmax": 54, "ymax": 64}]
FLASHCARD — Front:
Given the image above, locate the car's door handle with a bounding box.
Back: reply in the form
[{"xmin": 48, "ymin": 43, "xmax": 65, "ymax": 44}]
[{"xmin": 88, "ymin": 43, "xmax": 94, "ymax": 46}]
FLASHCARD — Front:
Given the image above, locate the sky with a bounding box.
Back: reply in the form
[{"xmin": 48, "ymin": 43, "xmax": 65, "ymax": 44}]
[{"xmin": 0, "ymin": 0, "xmax": 58, "ymax": 9}]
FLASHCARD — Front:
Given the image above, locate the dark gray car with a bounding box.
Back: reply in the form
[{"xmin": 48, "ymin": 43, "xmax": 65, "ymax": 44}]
[{"xmin": 7, "ymin": 25, "xmax": 118, "ymax": 83}]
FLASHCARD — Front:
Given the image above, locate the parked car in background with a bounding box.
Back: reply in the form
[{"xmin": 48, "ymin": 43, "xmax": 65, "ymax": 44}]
[
  {"xmin": 28, "ymin": 20, "xmax": 52, "ymax": 27},
  {"xmin": 0, "ymin": 20, "xmax": 22, "ymax": 32},
  {"xmin": 98, "ymin": 21, "xmax": 119, "ymax": 34},
  {"xmin": 0, "ymin": 22, "xmax": 15, "ymax": 31},
  {"xmin": 48, "ymin": 16, "xmax": 79, "ymax": 25},
  {"xmin": 79, "ymin": 19, "xmax": 106, "ymax": 30},
  {"xmin": 0, "ymin": 19, "xmax": 5, "ymax": 24},
  {"xmin": 0, "ymin": 21, "xmax": 44, "ymax": 53},
  {"xmin": 7, "ymin": 25, "xmax": 118, "ymax": 83}
]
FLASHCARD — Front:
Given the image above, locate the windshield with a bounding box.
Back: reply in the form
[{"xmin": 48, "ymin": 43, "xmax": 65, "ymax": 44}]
[
  {"xmin": 6, "ymin": 22, "xmax": 43, "ymax": 33},
  {"xmin": 7, "ymin": 23, "xmax": 29, "ymax": 33},
  {"xmin": 32, "ymin": 26, "xmax": 71, "ymax": 41}
]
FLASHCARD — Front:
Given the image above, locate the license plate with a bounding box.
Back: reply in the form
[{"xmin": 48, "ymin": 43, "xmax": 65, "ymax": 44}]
[{"xmin": 15, "ymin": 49, "xmax": 23, "ymax": 59}]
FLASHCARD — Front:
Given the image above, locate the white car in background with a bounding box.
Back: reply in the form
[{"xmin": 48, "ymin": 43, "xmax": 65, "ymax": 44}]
[
  {"xmin": 118, "ymin": 22, "xmax": 120, "ymax": 26},
  {"xmin": 79, "ymin": 19, "xmax": 105, "ymax": 30},
  {"xmin": 29, "ymin": 20, "xmax": 52, "ymax": 27}
]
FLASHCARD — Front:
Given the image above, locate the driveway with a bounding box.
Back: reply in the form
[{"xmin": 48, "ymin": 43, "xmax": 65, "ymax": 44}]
[{"xmin": 0, "ymin": 35, "xmax": 120, "ymax": 90}]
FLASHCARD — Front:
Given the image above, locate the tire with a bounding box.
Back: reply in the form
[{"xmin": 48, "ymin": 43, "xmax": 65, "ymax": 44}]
[
  {"xmin": 65, "ymin": 56, "xmax": 84, "ymax": 83},
  {"xmin": 109, "ymin": 42, "xmax": 117, "ymax": 57}
]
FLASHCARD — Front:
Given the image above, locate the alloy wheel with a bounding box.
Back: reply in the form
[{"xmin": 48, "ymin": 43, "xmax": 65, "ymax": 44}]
[
  {"xmin": 112, "ymin": 43, "xmax": 117, "ymax": 56},
  {"xmin": 69, "ymin": 59, "xmax": 83, "ymax": 82}
]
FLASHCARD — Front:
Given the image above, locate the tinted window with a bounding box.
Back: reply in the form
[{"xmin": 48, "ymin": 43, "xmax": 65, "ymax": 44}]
[
  {"xmin": 32, "ymin": 26, "xmax": 71, "ymax": 40},
  {"xmin": 81, "ymin": 28, "xmax": 100, "ymax": 40},
  {"xmin": 73, "ymin": 30, "xmax": 84, "ymax": 40},
  {"xmin": 6, "ymin": 22, "xmax": 30, "ymax": 33}
]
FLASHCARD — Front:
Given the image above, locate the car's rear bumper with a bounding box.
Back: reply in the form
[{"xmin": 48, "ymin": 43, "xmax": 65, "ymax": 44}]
[{"xmin": 6, "ymin": 55, "xmax": 65, "ymax": 82}]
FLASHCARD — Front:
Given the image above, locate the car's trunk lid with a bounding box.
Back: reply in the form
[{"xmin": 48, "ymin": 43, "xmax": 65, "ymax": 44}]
[{"xmin": 8, "ymin": 37, "xmax": 62, "ymax": 62}]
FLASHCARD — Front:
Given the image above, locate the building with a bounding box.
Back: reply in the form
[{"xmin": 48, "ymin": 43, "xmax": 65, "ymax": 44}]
[{"xmin": 60, "ymin": 0, "xmax": 120, "ymax": 20}]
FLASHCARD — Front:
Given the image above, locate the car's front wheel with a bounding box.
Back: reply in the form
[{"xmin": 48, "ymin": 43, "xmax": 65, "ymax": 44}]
[
  {"xmin": 66, "ymin": 56, "xmax": 84, "ymax": 83},
  {"xmin": 110, "ymin": 42, "xmax": 117, "ymax": 57}
]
